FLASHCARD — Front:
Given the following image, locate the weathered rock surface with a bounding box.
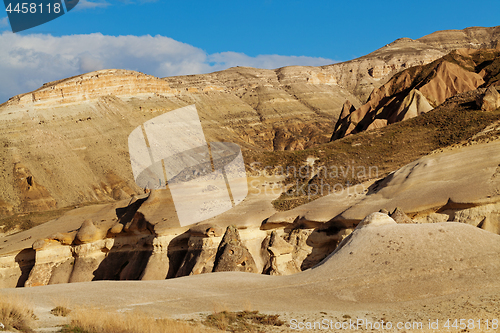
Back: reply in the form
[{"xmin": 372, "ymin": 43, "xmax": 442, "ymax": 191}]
[
  {"xmin": 13, "ymin": 162, "xmax": 57, "ymax": 212},
  {"xmin": 2, "ymin": 26, "xmax": 500, "ymax": 290},
  {"xmin": 389, "ymin": 207, "xmax": 414, "ymax": 224},
  {"xmin": 7, "ymin": 70, "xmax": 176, "ymax": 106},
  {"xmin": 393, "ymin": 88, "xmax": 433, "ymax": 121},
  {"xmin": 357, "ymin": 212, "xmax": 397, "ymax": 229},
  {"xmin": 262, "ymin": 139, "xmax": 500, "ymax": 237},
  {"xmin": 262, "ymin": 231, "xmax": 300, "ymax": 276},
  {"xmin": 1, "ymin": 137, "xmax": 500, "ymax": 288},
  {"xmin": 418, "ymin": 26, "xmax": 500, "ymax": 51},
  {"xmin": 2, "ymin": 221, "xmax": 500, "ymax": 321},
  {"xmin": 332, "ymin": 49, "xmax": 498, "ymax": 139},
  {"xmin": 75, "ymin": 219, "xmax": 105, "ymax": 244},
  {"xmin": 478, "ymin": 85, "xmax": 500, "ymax": 111},
  {"xmin": 1, "ymin": 26, "xmax": 498, "ymax": 216},
  {"xmin": 175, "ymin": 227, "xmax": 223, "ymax": 277},
  {"xmin": 25, "ymin": 243, "xmax": 73, "ymax": 287},
  {"xmin": 340, "ymin": 140, "xmax": 500, "ymax": 221},
  {"xmin": 212, "ymin": 225, "xmax": 258, "ymax": 273}
]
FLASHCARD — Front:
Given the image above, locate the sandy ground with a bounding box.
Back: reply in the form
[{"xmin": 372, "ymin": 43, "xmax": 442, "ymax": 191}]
[
  {"xmin": 1, "ymin": 281, "xmax": 499, "ymax": 332},
  {"xmin": 1, "ymin": 222, "xmax": 499, "ymax": 333}
]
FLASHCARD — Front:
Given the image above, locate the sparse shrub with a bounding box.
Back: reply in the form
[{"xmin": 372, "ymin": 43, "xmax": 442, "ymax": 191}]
[
  {"xmin": 203, "ymin": 310, "xmax": 283, "ymax": 332},
  {"xmin": 51, "ymin": 306, "xmax": 71, "ymax": 317}
]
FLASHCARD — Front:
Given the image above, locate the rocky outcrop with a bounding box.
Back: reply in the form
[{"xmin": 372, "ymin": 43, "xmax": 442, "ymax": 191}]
[
  {"xmin": 418, "ymin": 26, "xmax": 500, "ymax": 51},
  {"xmin": 337, "ymin": 100, "xmax": 356, "ymax": 123},
  {"xmin": 264, "ymin": 137, "xmax": 500, "ymax": 244},
  {"xmin": 6, "ymin": 70, "xmax": 177, "ymax": 107},
  {"xmin": 2, "ymin": 220, "xmax": 500, "ymax": 321},
  {"xmin": 25, "ymin": 242, "xmax": 74, "ymax": 287},
  {"xmin": 0, "ymin": 249, "xmax": 35, "ymax": 288},
  {"xmin": 212, "ymin": 226, "xmax": 258, "ymax": 273},
  {"xmin": 338, "ymin": 140, "xmax": 500, "ymax": 222},
  {"xmin": 262, "ymin": 231, "xmax": 300, "ymax": 276},
  {"xmin": 0, "ymin": 212, "xmax": 346, "ymax": 287},
  {"xmin": 1, "ymin": 137, "xmax": 500, "ymax": 288},
  {"xmin": 74, "ymin": 220, "xmax": 105, "ymax": 244},
  {"xmin": 320, "ymin": 26, "xmax": 500, "ymax": 102},
  {"xmin": 357, "ymin": 212, "xmax": 397, "ymax": 228},
  {"xmin": 393, "ymin": 88, "xmax": 434, "ymax": 121},
  {"xmin": 2, "ymin": 26, "xmax": 500, "ymax": 289},
  {"xmin": 419, "ymin": 61, "xmax": 484, "ymax": 106},
  {"xmin": 0, "ymin": 67, "xmax": 359, "ymax": 216},
  {"xmin": 478, "ymin": 85, "xmax": 500, "ymax": 111},
  {"xmin": 13, "ymin": 162, "xmax": 56, "ymax": 212},
  {"xmin": 175, "ymin": 225, "xmax": 224, "ymax": 277},
  {"xmin": 389, "ymin": 207, "xmax": 414, "ymax": 224},
  {"xmin": 332, "ymin": 49, "xmax": 499, "ymax": 140}
]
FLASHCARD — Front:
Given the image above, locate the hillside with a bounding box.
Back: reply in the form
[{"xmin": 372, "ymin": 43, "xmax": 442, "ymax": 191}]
[
  {"xmin": 331, "ymin": 48, "xmax": 500, "ymax": 140},
  {"xmin": 0, "ymin": 27, "xmax": 498, "ymax": 331},
  {"xmin": 0, "ymin": 26, "xmax": 498, "ymax": 220},
  {"xmin": 0, "ymin": 25, "xmax": 500, "ymax": 333}
]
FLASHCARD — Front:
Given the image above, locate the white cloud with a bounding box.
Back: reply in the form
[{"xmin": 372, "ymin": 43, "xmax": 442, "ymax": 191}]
[
  {"xmin": 208, "ymin": 52, "xmax": 335, "ymax": 70},
  {"xmin": 0, "ymin": 17, "xmax": 8, "ymax": 28},
  {"xmin": 0, "ymin": 32, "xmax": 335, "ymax": 103},
  {"xmin": 76, "ymin": 0, "xmax": 110, "ymax": 10}
]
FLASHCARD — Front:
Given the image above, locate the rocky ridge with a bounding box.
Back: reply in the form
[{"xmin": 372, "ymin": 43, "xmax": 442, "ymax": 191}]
[
  {"xmin": 332, "ymin": 48, "xmax": 500, "ymax": 140},
  {"xmin": 0, "ymin": 26, "xmax": 499, "ymax": 216}
]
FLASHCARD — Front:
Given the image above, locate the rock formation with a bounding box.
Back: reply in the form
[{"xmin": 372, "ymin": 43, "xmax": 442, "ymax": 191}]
[
  {"xmin": 0, "ymin": 135, "xmax": 499, "ymax": 288},
  {"xmin": 0, "ymin": 27, "xmax": 499, "ymax": 216},
  {"xmin": 262, "ymin": 230, "xmax": 300, "ymax": 276},
  {"xmin": 13, "ymin": 162, "xmax": 56, "ymax": 212},
  {"xmin": 2, "ymin": 218, "xmax": 500, "ymax": 323},
  {"xmin": 74, "ymin": 219, "xmax": 105, "ymax": 244},
  {"xmin": 6, "ymin": 70, "xmax": 176, "ymax": 107},
  {"xmin": 175, "ymin": 224, "xmax": 224, "ymax": 277},
  {"xmin": 2, "ymin": 25, "xmax": 500, "ymax": 290},
  {"xmin": 478, "ymin": 85, "xmax": 500, "ymax": 111},
  {"xmin": 212, "ymin": 225, "xmax": 258, "ymax": 273},
  {"xmin": 268, "ymin": 138, "xmax": 500, "ymax": 233},
  {"xmin": 417, "ymin": 26, "xmax": 500, "ymax": 51},
  {"xmin": 332, "ymin": 49, "xmax": 500, "ymax": 140},
  {"xmin": 389, "ymin": 207, "xmax": 414, "ymax": 224}
]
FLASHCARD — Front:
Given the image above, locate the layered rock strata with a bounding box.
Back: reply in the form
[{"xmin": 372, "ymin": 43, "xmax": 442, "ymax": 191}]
[{"xmin": 332, "ymin": 49, "xmax": 500, "ymax": 140}]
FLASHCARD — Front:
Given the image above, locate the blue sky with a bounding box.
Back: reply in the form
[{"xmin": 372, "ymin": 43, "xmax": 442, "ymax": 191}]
[{"xmin": 0, "ymin": 0, "xmax": 499, "ymax": 103}]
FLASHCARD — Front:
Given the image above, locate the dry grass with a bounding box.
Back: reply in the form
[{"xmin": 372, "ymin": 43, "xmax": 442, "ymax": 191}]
[
  {"xmin": 51, "ymin": 306, "xmax": 71, "ymax": 317},
  {"xmin": 0, "ymin": 297, "xmax": 36, "ymax": 332},
  {"xmin": 61, "ymin": 307, "xmax": 220, "ymax": 333},
  {"xmin": 203, "ymin": 310, "xmax": 284, "ymax": 332}
]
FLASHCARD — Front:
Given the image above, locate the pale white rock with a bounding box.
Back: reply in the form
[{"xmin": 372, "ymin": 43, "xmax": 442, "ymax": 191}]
[{"xmin": 356, "ymin": 213, "xmax": 397, "ymax": 229}]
